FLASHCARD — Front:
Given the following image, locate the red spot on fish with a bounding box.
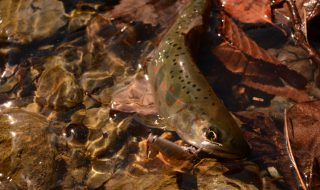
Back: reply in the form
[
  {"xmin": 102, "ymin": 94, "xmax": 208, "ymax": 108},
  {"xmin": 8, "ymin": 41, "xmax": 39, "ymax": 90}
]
[
  {"xmin": 154, "ymin": 66, "xmax": 160, "ymax": 75},
  {"xmin": 161, "ymin": 81, "xmax": 167, "ymax": 90},
  {"xmin": 170, "ymin": 86, "xmax": 175, "ymax": 92}
]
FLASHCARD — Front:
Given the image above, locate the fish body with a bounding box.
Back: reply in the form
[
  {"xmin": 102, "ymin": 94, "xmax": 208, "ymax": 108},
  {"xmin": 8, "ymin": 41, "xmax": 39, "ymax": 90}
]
[{"xmin": 147, "ymin": 0, "xmax": 250, "ymax": 158}]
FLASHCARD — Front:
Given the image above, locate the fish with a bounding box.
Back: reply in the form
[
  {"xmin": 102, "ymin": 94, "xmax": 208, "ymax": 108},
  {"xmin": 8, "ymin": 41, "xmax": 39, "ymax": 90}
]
[{"xmin": 147, "ymin": 0, "xmax": 250, "ymax": 159}]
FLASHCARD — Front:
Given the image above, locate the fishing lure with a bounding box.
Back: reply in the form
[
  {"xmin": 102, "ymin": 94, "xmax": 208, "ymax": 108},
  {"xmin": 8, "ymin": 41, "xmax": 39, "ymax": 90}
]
[{"xmin": 147, "ymin": 0, "xmax": 250, "ymax": 158}]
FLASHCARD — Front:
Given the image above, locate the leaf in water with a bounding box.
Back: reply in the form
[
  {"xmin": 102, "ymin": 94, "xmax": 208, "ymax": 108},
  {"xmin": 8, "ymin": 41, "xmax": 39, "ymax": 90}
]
[
  {"xmin": 236, "ymin": 111, "xmax": 298, "ymax": 189},
  {"xmin": 111, "ymin": 76, "xmax": 157, "ymax": 115},
  {"xmin": 275, "ymin": 0, "xmax": 320, "ymax": 24},
  {"xmin": 304, "ymin": 0, "xmax": 320, "ymax": 21},
  {"xmin": 222, "ymin": 0, "xmax": 272, "ymax": 23},
  {"xmin": 287, "ymin": 101, "xmax": 320, "ymax": 189},
  {"xmin": 241, "ymin": 77, "xmax": 311, "ymax": 103},
  {"xmin": 214, "ymin": 14, "xmax": 307, "ymax": 89},
  {"xmin": 103, "ymin": 0, "xmax": 185, "ymax": 27},
  {"xmin": 213, "ymin": 41, "xmax": 280, "ymax": 79}
]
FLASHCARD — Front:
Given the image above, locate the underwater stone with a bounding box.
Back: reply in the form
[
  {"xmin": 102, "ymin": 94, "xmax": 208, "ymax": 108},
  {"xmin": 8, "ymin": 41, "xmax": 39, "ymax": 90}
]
[
  {"xmin": 0, "ymin": 108, "xmax": 58, "ymax": 189},
  {"xmin": 36, "ymin": 61, "xmax": 83, "ymax": 109},
  {"xmin": 0, "ymin": 0, "xmax": 66, "ymax": 44}
]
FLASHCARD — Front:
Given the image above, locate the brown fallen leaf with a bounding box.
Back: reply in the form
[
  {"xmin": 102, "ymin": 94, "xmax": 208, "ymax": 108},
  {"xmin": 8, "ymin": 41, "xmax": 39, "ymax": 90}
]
[
  {"xmin": 272, "ymin": 0, "xmax": 320, "ymax": 87},
  {"xmin": 213, "ymin": 41, "xmax": 281, "ymax": 79},
  {"xmin": 241, "ymin": 77, "xmax": 311, "ymax": 103},
  {"xmin": 284, "ymin": 109, "xmax": 308, "ymax": 190},
  {"xmin": 236, "ymin": 111, "xmax": 298, "ymax": 189},
  {"xmin": 103, "ymin": 0, "xmax": 186, "ymax": 27},
  {"xmin": 287, "ymin": 101, "xmax": 320, "ymax": 189},
  {"xmin": 215, "ymin": 14, "xmax": 308, "ymax": 89},
  {"xmin": 304, "ymin": 0, "xmax": 320, "ymax": 21},
  {"xmin": 222, "ymin": 0, "xmax": 272, "ymax": 24},
  {"xmin": 274, "ymin": 0, "xmax": 320, "ymax": 29}
]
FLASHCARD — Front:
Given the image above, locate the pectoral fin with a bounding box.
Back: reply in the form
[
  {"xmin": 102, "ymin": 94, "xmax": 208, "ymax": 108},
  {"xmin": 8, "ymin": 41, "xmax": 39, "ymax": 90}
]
[{"xmin": 133, "ymin": 114, "xmax": 175, "ymax": 131}]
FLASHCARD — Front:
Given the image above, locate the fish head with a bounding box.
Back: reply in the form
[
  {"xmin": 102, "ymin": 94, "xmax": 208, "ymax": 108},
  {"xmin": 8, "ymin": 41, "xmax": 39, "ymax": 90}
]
[
  {"xmin": 198, "ymin": 118, "xmax": 251, "ymax": 159},
  {"xmin": 172, "ymin": 106, "xmax": 250, "ymax": 159}
]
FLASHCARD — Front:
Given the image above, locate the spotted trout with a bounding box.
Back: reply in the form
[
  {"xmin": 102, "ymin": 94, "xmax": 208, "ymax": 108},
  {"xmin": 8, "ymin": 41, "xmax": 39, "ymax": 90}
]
[{"xmin": 147, "ymin": 0, "xmax": 250, "ymax": 159}]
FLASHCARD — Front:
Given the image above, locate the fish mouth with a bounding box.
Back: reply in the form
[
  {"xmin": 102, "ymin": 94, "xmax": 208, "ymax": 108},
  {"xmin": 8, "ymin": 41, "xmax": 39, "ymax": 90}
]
[{"xmin": 200, "ymin": 141, "xmax": 250, "ymax": 159}]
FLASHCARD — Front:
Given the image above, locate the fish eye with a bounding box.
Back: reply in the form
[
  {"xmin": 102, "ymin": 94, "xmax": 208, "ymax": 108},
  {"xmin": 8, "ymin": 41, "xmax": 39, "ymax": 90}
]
[{"xmin": 204, "ymin": 128, "xmax": 218, "ymax": 142}]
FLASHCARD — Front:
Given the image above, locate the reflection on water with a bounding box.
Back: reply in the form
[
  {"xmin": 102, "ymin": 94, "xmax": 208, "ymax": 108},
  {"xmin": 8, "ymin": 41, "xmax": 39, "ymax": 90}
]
[{"xmin": 0, "ymin": 0, "xmax": 292, "ymax": 189}]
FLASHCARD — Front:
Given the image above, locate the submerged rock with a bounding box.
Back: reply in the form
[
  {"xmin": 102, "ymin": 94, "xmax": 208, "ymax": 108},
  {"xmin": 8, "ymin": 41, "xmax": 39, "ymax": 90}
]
[
  {"xmin": 36, "ymin": 58, "xmax": 83, "ymax": 109},
  {"xmin": 0, "ymin": 0, "xmax": 66, "ymax": 44},
  {"xmin": 0, "ymin": 108, "xmax": 58, "ymax": 189}
]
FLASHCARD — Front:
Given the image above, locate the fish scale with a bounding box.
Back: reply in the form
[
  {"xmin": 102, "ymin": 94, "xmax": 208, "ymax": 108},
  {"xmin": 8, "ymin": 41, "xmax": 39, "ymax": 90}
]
[{"xmin": 147, "ymin": 0, "xmax": 250, "ymax": 158}]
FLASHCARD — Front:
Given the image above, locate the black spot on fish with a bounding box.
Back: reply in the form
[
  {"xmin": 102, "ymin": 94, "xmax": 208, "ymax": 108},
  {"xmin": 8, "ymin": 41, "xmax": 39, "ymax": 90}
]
[
  {"xmin": 211, "ymin": 103, "xmax": 215, "ymax": 106},
  {"xmin": 187, "ymin": 81, "xmax": 191, "ymax": 84},
  {"xmin": 182, "ymin": 86, "xmax": 186, "ymax": 89},
  {"xmin": 186, "ymin": 91, "xmax": 190, "ymax": 94},
  {"xmin": 179, "ymin": 70, "xmax": 183, "ymax": 73},
  {"xmin": 173, "ymin": 43, "xmax": 178, "ymax": 47},
  {"xmin": 177, "ymin": 47, "xmax": 182, "ymax": 50},
  {"xmin": 197, "ymin": 88, "xmax": 201, "ymax": 91},
  {"xmin": 192, "ymin": 84, "xmax": 196, "ymax": 87},
  {"xmin": 204, "ymin": 97, "xmax": 208, "ymax": 100}
]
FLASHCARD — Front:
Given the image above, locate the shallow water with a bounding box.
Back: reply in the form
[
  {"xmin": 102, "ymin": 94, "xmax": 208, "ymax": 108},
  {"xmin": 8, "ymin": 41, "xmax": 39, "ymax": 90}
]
[{"xmin": 0, "ymin": 0, "xmax": 315, "ymax": 189}]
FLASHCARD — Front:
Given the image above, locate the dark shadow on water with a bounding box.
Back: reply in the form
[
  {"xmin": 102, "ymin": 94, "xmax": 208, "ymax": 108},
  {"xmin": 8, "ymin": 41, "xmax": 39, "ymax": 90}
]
[{"xmin": 176, "ymin": 172, "xmax": 198, "ymax": 190}]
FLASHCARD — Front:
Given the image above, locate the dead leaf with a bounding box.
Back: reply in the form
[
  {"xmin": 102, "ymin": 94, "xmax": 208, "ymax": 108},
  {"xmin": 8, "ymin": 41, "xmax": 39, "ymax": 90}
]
[
  {"xmin": 213, "ymin": 41, "xmax": 280, "ymax": 79},
  {"xmin": 241, "ymin": 77, "xmax": 311, "ymax": 102},
  {"xmin": 236, "ymin": 111, "xmax": 298, "ymax": 189},
  {"xmin": 222, "ymin": 0, "xmax": 272, "ymax": 24},
  {"xmin": 103, "ymin": 0, "xmax": 185, "ymax": 27},
  {"xmin": 216, "ymin": 14, "xmax": 307, "ymax": 89},
  {"xmin": 287, "ymin": 101, "xmax": 320, "ymax": 189},
  {"xmin": 304, "ymin": 0, "xmax": 320, "ymax": 21},
  {"xmin": 273, "ymin": 0, "xmax": 320, "ymax": 42}
]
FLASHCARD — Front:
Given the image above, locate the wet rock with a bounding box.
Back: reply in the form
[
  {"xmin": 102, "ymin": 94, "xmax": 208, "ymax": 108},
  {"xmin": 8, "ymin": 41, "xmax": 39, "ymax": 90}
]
[
  {"xmin": 65, "ymin": 123, "xmax": 89, "ymax": 146},
  {"xmin": 0, "ymin": 108, "xmax": 58, "ymax": 189},
  {"xmin": 0, "ymin": 75, "xmax": 19, "ymax": 93},
  {"xmin": 105, "ymin": 170, "xmax": 178, "ymax": 190},
  {"xmin": 36, "ymin": 58, "xmax": 83, "ymax": 109},
  {"xmin": 80, "ymin": 71, "xmax": 114, "ymax": 94},
  {"xmin": 194, "ymin": 159, "xmax": 260, "ymax": 190},
  {"xmin": 0, "ymin": 0, "xmax": 66, "ymax": 44},
  {"xmin": 68, "ymin": 10, "xmax": 95, "ymax": 32},
  {"xmin": 85, "ymin": 117, "xmax": 133, "ymax": 188},
  {"xmin": 83, "ymin": 107, "xmax": 110, "ymax": 130},
  {"xmin": 86, "ymin": 117, "xmax": 132, "ymax": 159}
]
